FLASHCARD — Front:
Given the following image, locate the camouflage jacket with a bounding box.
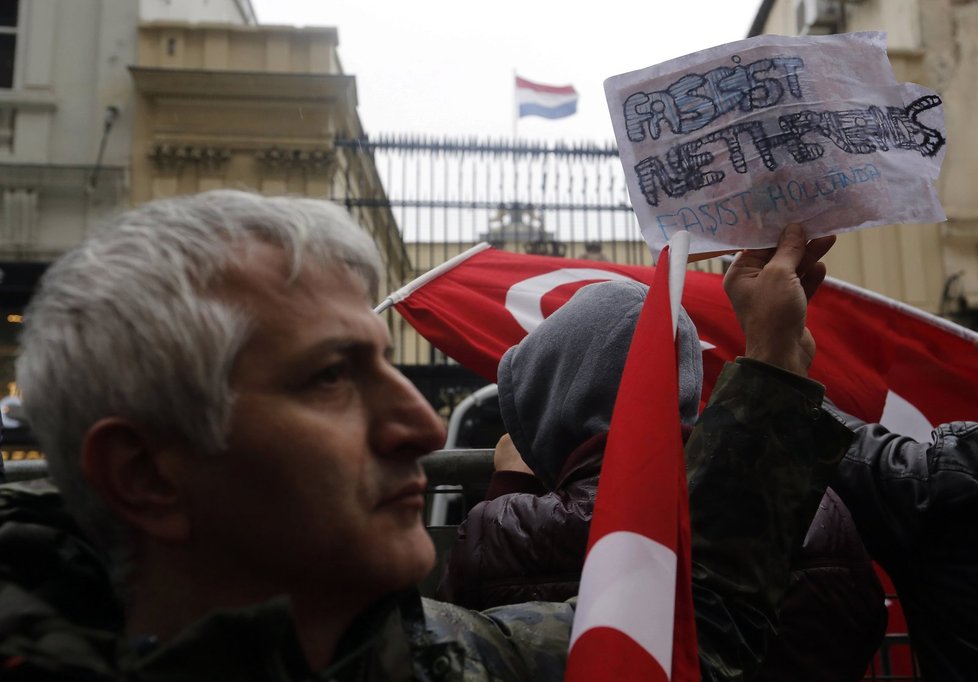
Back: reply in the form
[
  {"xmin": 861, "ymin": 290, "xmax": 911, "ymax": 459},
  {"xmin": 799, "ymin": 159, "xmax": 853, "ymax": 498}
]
[{"xmin": 0, "ymin": 359, "xmax": 852, "ymax": 681}]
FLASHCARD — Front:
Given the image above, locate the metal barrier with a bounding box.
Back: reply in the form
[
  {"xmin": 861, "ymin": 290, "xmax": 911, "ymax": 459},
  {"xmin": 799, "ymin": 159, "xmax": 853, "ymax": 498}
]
[
  {"xmin": 417, "ymin": 449, "xmax": 493, "ymax": 597},
  {"xmin": 4, "ymin": 458, "xmax": 48, "ymax": 482},
  {"xmin": 420, "ymin": 449, "xmax": 494, "ymax": 503},
  {"xmin": 3, "ymin": 450, "xmax": 495, "ymax": 489}
]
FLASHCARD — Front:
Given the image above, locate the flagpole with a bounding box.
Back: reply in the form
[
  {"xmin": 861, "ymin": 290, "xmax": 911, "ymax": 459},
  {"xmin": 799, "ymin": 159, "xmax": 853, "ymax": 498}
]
[
  {"xmin": 512, "ymin": 69, "xmax": 518, "ymax": 140},
  {"xmin": 667, "ymin": 231, "xmax": 690, "ymax": 340},
  {"xmin": 824, "ymin": 275, "xmax": 978, "ymax": 344},
  {"xmin": 718, "ymin": 252, "xmax": 978, "ymax": 343},
  {"xmin": 374, "ymin": 242, "xmax": 494, "ymax": 315}
]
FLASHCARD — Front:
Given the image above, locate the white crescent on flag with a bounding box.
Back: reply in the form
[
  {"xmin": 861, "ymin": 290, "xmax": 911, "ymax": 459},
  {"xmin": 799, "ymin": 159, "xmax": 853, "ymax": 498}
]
[
  {"xmin": 503, "ymin": 268, "xmax": 717, "ymax": 350},
  {"xmin": 569, "ymin": 531, "xmax": 678, "ymax": 675},
  {"xmin": 504, "ymin": 268, "xmax": 636, "ymax": 333}
]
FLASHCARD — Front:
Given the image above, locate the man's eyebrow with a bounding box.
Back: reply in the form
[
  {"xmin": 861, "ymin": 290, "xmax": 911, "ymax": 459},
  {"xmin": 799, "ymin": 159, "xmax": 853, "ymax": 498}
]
[
  {"xmin": 291, "ymin": 338, "xmax": 393, "ymax": 363},
  {"xmin": 298, "ymin": 338, "xmax": 364, "ymax": 357}
]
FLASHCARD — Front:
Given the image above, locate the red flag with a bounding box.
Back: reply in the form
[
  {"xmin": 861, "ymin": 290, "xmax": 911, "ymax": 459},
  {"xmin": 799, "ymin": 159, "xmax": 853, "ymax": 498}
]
[
  {"xmin": 388, "ymin": 244, "xmax": 978, "ymax": 672},
  {"xmin": 564, "ymin": 246, "xmax": 699, "ymax": 681},
  {"xmin": 387, "ymin": 244, "xmax": 978, "ymax": 434}
]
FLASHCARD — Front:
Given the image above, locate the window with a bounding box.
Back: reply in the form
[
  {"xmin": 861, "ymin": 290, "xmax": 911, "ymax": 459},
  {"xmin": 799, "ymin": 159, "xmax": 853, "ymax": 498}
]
[
  {"xmin": 0, "ymin": 0, "xmax": 17, "ymax": 89},
  {"xmin": 1, "ymin": 187, "xmax": 37, "ymax": 245}
]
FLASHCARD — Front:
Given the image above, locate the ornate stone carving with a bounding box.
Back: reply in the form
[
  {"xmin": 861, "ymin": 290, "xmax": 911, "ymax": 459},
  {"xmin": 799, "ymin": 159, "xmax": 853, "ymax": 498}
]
[
  {"xmin": 148, "ymin": 144, "xmax": 231, "ymax": 171},
  {"xmin": 255, "ymin": 147, "xmax": 335, "ymax": 173}
]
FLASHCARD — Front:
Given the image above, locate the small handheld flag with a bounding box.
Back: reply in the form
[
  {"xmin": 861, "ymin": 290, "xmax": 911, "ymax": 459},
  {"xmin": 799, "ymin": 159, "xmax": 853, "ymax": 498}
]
[{"xmin": 565, "ymin": 232, "xmax": 699, "ymax": 681}]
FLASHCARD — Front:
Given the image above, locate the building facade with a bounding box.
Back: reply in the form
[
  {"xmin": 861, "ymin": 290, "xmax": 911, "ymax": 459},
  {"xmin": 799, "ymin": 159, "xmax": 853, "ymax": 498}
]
[
  {"xmin": 0, "ymin": 0, "xmax": 406, "ymax": 456},
  {"xmin": 751, "ymin": 0, "xmax": 978, "ymax": 325},
  {"xmin": 129, "ymin": 21, "xmax": 406, "ymax": 298}
]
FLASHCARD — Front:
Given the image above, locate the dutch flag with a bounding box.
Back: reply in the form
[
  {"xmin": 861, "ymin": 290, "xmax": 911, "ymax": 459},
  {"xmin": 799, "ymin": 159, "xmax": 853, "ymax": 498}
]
[{"xmin": 516, "ymin": 75, "xmax": 578, "ymax": 120}]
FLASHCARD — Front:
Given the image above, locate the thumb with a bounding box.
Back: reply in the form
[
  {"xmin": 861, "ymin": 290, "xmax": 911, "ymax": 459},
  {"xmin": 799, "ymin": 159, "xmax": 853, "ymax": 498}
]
[{"xmin": 767, "ymin": 223, "xmax": 807, "ymax": 272}]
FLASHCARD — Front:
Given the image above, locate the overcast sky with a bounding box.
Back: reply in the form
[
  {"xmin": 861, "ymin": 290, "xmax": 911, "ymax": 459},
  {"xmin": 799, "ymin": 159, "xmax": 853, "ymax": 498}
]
[{"xmin": 250, "ymin": 1, "xmax": 764, "ymax": 144}]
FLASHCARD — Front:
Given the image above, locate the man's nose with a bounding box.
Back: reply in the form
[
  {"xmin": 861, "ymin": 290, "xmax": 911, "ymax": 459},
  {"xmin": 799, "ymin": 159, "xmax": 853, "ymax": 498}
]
[{"xmin": 370, "ymin": 365, "xmax": 447, "ymax": 460}]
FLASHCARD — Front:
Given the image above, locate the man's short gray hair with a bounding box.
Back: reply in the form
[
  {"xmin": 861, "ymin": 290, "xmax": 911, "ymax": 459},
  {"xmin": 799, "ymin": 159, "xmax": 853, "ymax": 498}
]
[{"xmin": 15, "ymin": 190, "xmax": 383, "ymax": 549}]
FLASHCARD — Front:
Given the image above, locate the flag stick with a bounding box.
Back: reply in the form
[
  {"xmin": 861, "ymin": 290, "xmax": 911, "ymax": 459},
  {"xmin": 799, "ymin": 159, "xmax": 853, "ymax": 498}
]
[
  {"xmin": 374, "ymin": 242, "xmax": 493, "ymax": 314},
  {"xmin": 667, "ymin": 231, "xmax": 690, "ymax": 340},
  {"xmin": 513, "ymin": 69, "xmax": 518, "ymax": 140},
  {"xmin": 824, "ymin": 275, "xmax": 978, "ymax": 344}
]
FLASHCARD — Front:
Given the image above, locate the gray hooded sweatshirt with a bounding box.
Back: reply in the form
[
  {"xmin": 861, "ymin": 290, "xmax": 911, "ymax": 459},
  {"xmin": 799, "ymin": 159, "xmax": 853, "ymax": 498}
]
[{"xmin": 496, "ymin": 280, "xmax": 703, "ymax": 490}]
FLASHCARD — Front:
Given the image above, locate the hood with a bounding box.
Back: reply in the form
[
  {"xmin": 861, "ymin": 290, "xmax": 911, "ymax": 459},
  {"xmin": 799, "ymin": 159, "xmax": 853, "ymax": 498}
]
[{"xmin": 496, "ymin": 280, "xmax": 702, "ymax": 490}]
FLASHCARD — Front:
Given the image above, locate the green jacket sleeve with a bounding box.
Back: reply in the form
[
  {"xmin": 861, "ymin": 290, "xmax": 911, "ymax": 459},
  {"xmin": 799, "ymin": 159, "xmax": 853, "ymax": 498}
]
[{"xmin": 687, "ymin": 359, "xmax": 853, "ymax": 681}]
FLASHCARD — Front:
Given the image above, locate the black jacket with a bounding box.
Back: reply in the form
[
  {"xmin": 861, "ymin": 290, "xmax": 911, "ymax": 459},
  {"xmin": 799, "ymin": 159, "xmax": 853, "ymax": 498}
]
[{"xmin": 828, "ymin": 410, "xmax": 978, "ymax": 682}]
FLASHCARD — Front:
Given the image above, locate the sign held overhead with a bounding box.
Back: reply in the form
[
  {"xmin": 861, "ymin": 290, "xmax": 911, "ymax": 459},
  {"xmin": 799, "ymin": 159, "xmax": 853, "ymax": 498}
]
[{"xmin": 604, "ymin": 32, "xmax": 947, "ymax": 256}]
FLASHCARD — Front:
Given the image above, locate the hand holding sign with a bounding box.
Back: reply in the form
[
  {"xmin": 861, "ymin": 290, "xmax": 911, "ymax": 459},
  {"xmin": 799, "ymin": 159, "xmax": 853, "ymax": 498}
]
[
  {"xmin": 724, "ymin": 225, "xmax": 835, "ymax": 376},
  {"xmin": 605, "ymin": 32, "xmax": 947, "ymax": 256}
]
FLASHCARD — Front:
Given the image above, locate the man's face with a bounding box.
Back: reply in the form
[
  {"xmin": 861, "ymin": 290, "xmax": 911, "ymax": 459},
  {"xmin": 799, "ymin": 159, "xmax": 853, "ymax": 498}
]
[{"xmin": 181, "ymin": 242, "xmax": 446, "ymax": 604}]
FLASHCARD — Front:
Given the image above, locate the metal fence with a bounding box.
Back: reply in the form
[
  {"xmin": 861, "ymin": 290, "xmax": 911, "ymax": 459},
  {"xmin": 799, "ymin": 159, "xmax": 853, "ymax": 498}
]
[
  {"xmin": 335, "ymin": 133, "xmax": 644, "ymax": 253},
  {"xmin": 328, "ymin": 133, "xmax": 678, "ymax": 414},
  {"xmin": 331, "ymin": 134, "xmax": 657, "ymax": 363}
]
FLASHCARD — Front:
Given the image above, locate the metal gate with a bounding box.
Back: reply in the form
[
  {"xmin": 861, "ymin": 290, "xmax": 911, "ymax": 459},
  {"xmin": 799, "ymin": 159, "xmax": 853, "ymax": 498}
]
[
  {"xmin": 328, "ymin": 133, "xmax": 674, "ymax": 418},
  {"xmin": 334, "ymin": 133, "xmax": 650, "ymax": 267}
]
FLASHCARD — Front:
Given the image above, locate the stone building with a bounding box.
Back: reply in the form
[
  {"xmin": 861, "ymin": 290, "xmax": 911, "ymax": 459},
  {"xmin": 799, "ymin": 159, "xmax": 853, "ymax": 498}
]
[
  {"xmin": 0, "ymin": 0, "xmax": 405, "ymax": 455},
  {"xmin": 751, "ymin": 0, "xmax": 978, "ymax": 325}
]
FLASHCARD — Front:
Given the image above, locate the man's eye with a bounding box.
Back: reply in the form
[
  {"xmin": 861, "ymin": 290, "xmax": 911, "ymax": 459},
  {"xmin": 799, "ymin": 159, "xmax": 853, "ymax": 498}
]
[{"xmin": 310, "ymin": 362, "xmax": 352, "ymax": 385}]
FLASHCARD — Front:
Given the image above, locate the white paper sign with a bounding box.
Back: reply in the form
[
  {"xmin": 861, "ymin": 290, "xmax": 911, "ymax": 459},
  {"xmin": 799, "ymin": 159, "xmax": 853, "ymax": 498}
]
[{"xmin": 604, "ymin": 32, "xmax": 947, "ymax": 255}]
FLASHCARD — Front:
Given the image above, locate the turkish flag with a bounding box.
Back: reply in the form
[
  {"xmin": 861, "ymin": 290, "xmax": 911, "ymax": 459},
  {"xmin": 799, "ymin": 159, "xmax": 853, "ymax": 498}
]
[
  {"xmin": 387, "ymin": 244, "xmax": 978, "ymax": 437},
  {"xmin": 565, "ymin": 246, "xmax": 699, "ymax": 681}
]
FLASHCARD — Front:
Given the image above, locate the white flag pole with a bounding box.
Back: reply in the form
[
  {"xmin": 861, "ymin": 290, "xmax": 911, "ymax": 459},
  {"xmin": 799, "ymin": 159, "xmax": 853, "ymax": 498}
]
[
  {"xmin": 824, "ymin": 275, "xmax": 978, "ymax": 344},
  {"xmin": 667, "ymin": 231, "xmax": 690, "ymax": 340},
  {"xmin": 374, "ymin": 242, "xmax": 493, "ymax": 315},
  {"xmin": 513, "ymin": 69, "xmax": 519, "ymax": 140}
]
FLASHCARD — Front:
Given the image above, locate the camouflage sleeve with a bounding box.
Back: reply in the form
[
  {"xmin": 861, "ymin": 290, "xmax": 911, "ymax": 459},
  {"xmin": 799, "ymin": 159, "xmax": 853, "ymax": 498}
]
[
  {"xmin": 421, "ymin": 597, "xmax": 574, "ymax": 680},
  {"xmin": 686, "ymin": 359, "xmax": 853, "ymax": 682}
]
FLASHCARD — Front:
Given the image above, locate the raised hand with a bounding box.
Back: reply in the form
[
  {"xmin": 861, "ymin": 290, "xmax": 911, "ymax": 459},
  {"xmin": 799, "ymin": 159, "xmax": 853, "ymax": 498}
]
[{"xmin": 723, "ymin": 224, "xmax": 836, "ymax": 376}]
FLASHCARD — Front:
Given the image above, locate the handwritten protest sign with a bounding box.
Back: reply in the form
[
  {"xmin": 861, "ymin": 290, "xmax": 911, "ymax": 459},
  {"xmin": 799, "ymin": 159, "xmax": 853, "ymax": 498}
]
[{"xmin": 604, "ymin": 32, "xmax": 947, "ymax": 256}]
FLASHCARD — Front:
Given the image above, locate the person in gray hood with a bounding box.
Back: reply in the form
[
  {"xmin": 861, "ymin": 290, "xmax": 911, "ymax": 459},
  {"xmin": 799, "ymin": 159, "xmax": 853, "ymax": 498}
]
[
  {"xmin": 440, "ymin": 278, "xmax": 886, "ymax": 682},
  {"xmin": 496, "ymin": 279, "xmax": 703, "ymax": 490},
  {"xmin": 439, "ymin": 279, "xmax": 701, "ymax": 608}
]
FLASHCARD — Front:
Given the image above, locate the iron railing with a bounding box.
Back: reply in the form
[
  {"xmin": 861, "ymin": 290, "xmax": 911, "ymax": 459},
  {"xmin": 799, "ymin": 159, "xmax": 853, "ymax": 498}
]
[
  {"xmin": 329, "ymin": 133, "xmax": 672, "ymax": 413},
  {"xmin": 333, "ymin": 134, "xmax": 653, "ymax": 303}
]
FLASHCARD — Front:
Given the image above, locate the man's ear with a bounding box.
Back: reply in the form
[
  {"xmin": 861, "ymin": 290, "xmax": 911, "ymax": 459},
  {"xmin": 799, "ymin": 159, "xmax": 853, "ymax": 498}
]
[{"xmin": 80, "ymin": 418, "xmax": 191, "ymax": 544}]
